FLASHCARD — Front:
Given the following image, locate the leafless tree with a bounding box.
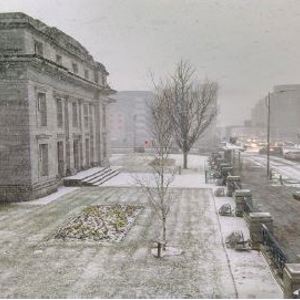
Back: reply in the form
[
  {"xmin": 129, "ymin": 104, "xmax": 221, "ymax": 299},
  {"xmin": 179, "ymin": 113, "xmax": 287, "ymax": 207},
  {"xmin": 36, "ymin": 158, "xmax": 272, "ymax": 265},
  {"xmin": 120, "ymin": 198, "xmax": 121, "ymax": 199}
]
[
  {"xmin": 168, "ymin": 60, "xmax": 218, "ymax": 169},
  {"xmin": 134, "ymin": 82, "xmax": 175, "ymax": 250}
]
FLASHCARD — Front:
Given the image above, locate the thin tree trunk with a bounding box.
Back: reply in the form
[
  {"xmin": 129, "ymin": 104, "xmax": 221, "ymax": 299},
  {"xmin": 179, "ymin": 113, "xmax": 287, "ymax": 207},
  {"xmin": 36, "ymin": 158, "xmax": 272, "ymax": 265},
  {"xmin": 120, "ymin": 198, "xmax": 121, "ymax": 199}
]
[
  {"xmin": 183, "ymin": 151, "xmax": 188, "ymax": 169},
  {"xmin": 162, "ymin": 216, "xmax": 167, "ymax": 250}
]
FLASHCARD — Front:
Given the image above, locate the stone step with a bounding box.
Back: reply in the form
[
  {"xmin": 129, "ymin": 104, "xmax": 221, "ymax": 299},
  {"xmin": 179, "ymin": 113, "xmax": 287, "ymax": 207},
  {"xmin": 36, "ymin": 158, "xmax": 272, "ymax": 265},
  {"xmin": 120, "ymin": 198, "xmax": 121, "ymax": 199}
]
[
  {"xmin": 82, "ymin": 168, "xmax": 112, "ymax": 185},
  {"xmin": 81, "ymin": 167, "xmax": 121, "ymax": 186},
  {"xmin": 95, "ymin": 169, "xmax": 121, "ymax": 186},
  {"xmin": 80, "ymin": 167, "xmax": 110, "ymax": 182}
]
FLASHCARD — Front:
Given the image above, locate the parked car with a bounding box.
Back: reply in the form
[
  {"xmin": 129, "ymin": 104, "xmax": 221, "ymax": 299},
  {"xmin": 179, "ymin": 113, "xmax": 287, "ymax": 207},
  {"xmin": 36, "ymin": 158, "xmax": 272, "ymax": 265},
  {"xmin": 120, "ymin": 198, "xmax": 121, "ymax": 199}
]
[
  {"xmin": 259, "ymin": 146, "xmax": 283, "ymax": 156},
  {"xmin": 284, "ymin": 151, "xmax": 300, "ymax": 161}
]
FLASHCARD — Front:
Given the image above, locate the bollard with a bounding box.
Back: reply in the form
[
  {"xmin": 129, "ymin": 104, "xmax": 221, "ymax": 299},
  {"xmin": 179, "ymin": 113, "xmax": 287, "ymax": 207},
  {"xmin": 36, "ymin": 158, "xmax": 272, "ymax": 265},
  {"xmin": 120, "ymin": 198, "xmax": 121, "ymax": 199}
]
[
  {"xmin": 226, "ymin": 175, "xmax": 240, "ymax": 197},
  {"xmin": 283, "ymin": 264, "xmax": 300, "ymax": 298},
  {"xmin": 246, "ymin": 212, "xmax": 273, "ymax": 248},
  {"xmin": 157, "ymin": 241, "xmax": 162, "ymax": 258},
  {"xmin": 234, "ymin": 189, "xmax": 252, "ymax": 217},
  {"xmin": 280, "ymin": 174, "xmax": 283, "ymax": 185}
]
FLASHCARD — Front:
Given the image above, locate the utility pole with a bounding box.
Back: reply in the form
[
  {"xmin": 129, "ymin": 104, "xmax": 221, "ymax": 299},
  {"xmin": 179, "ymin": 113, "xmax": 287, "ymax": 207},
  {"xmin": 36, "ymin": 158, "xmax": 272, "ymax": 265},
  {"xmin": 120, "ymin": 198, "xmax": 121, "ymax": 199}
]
[{"xmin": 266, "ymin": 92, "xmax": 271, "ymax": 178}]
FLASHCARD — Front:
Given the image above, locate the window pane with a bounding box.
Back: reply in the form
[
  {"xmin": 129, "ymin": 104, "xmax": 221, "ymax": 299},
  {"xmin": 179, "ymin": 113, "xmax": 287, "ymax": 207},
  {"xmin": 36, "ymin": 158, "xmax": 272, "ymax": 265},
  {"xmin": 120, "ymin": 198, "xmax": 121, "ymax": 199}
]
[
  {"xmin": 72, "ymin": 63, "xmax": 78, "ymax": 74},
  {"xmin": 84, "ymin": 104, "xmax": 89, "ymax": 128},
  {"xmin": 56, "ymin": 98, "xmax": 63, "ymax": 127},
  {"xmin": 39, "ymin": 144, "xmax": 48, "ymax": 176},
  {"xmin": 34, "ymin": 41, "xmax": 43, "ymax": 56},
  {"xmin": 72, "ymin": 102, "xmax": 78, "ymax": 127},
  {"xmin": 38, "ymin": 93, "xmax": 47, "ymax": 126},
  {"xmin": 56, "ymin": 55, "xmax": 62, "ymax": 65}
]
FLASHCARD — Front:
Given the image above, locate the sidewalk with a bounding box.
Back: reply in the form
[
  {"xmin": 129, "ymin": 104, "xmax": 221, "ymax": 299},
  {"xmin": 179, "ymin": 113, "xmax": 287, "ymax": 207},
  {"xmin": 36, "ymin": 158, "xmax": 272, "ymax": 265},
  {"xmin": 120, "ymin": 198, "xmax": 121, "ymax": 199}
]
[{"xmin": 212, "ymin": 187, "xmax": 282, "ymax": 298}]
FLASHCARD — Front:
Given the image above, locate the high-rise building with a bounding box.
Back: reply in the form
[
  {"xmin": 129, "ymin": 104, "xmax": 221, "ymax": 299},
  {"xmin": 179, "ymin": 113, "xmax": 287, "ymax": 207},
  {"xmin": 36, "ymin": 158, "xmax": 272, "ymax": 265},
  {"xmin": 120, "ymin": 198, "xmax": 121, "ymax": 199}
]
[
  {"xmin": 108, "ymin": 91, "xmax": 153, "ymax": 152},
  {"xmin": 251, "ymin": 85, "xmax": 300, "ymax": 143}
]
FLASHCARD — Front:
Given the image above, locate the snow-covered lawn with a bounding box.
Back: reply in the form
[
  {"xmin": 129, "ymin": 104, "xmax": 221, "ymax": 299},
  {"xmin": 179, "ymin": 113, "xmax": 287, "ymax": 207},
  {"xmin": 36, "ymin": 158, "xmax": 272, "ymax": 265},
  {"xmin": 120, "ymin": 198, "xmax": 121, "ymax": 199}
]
[
  {"xmin": 0, "ymin": 186, "xmax": 282, "ymax": 298},
  {"xmin": 102, "ymin": 153, "xmax": 210, "ymax": 188}
]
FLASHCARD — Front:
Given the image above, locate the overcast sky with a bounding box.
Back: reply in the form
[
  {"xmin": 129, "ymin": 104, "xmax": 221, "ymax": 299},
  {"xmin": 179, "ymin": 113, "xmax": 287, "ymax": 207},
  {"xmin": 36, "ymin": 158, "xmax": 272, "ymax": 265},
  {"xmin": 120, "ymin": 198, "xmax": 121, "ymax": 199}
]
[{"xmin": 1, "ymin": 0, "xmax": 300, "ymax": 126}]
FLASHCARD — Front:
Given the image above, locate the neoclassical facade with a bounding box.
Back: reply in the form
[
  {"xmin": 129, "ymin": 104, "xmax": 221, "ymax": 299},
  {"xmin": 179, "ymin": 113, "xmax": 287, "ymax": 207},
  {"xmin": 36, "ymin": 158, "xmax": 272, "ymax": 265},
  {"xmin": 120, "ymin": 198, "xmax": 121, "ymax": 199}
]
[{"xmin": 0, "ymin": 13, "xmax": 115, "ymax": 201}]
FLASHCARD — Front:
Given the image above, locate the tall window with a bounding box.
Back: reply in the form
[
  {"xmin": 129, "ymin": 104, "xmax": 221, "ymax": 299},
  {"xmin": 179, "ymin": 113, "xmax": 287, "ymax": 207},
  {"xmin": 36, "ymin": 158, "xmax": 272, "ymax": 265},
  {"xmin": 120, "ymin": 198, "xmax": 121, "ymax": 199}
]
[
  {"xmin": 101, "ymin": 74, "xmax": 106, "ymax": 85},
  {"xmin": 84, "ymin": 69, "xmax": 89, "ymax": 80},
  {"xmin": 72, "ymin": 62, "xmax": 78, "ymax": 74},
  {"xmin": 94, "ymin": 72, "xmax": 99, "ymax": 83},
  {"xmin": 89, "ymin": 104, "xmax": 93, "ymax": 130},
  {"xmin": 56, "ymin": 54, "xmax": 62, "ymax": 65},
  {"xmin": 39, "ymin": 144, "xmax": 48, "ymax": 176},
  {"xmin": 34, "ymin": 40, "xmax": 43, "ymax": 56},
  {"xmin": 72, "ymin": 102, "xmax": 78, "ymax": 128},
  {"xmin": 84, "ymin": 104, "xmax": 89, "ymax": 129},
  {"xmin": 78, "ymin": 102, "xmax": 82, "ymax": 128},
  {"xmin": 56, "ymin": 98, "xmax": 63, "ymax": 128},
  {"xmin": 38, "ymin": 93, "xmax": 47, "ymax": 126}
]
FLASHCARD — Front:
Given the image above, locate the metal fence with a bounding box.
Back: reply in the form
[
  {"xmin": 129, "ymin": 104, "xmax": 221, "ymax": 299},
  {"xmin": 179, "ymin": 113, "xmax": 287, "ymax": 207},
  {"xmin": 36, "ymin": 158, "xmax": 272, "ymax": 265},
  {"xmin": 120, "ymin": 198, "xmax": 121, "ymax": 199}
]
[{"xmin": 261, "ymin": 223, "xmax": 288, "ymax": 275}]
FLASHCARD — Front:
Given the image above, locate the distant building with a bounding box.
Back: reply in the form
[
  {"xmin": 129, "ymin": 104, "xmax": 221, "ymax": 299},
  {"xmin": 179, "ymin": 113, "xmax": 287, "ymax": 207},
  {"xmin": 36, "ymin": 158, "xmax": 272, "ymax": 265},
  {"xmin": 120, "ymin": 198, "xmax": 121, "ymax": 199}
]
[
  {"xmin": 251, "ymin": 84, "xmax": 300, "ymax": 143},
  {"xmin": 0, "ymin": 13, "xmax": 115, "ymax": 201},
  {"xmin": 108, "ymin": 91, "xmax": 153, "ymax": 152}
]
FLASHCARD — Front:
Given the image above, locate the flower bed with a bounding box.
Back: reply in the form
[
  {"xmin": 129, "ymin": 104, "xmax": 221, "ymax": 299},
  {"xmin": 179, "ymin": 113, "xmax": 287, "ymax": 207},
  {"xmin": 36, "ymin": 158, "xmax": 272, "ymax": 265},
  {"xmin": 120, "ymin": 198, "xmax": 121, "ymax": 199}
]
[{"xmin": 55, "ymin": 204, "xmax": 142, "ymax": 241}]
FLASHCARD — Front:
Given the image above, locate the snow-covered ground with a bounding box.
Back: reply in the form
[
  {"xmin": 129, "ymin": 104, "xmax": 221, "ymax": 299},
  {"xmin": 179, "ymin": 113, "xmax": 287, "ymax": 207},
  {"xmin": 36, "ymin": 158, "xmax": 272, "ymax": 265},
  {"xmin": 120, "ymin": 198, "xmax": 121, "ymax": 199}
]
[
  {"xmin": 17, "ymin": 186, "xmax": 79, "ymax": 206},
  {"xmin": 212, "ymin": 187, "xmax": 283, "ymax": 298},
  {"xmin": 102, "ymin": 153, "xmax": 211, "ymax": 188},
  {"xmin": 10, "ymin": 153, "xmax": 283, "ymax": 297}
]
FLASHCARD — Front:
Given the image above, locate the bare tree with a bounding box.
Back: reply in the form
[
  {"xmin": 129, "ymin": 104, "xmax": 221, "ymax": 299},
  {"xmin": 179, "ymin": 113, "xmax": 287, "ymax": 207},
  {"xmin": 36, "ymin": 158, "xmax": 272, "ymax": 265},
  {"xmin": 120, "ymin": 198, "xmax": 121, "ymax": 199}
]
[
  {"xmin": 168, "ymin": 60, "xmax": 218, "ymax": 169},
  {"xmin": 134, "ymin": 82, "xmax": 175, "ymax": 250}
]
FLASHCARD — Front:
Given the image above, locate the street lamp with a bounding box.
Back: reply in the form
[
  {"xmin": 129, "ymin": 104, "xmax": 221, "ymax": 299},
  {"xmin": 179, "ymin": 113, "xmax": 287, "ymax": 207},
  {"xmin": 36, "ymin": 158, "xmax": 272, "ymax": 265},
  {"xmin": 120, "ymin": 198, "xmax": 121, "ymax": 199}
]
[
  {"xmin": 266, "ymin": 92, "xmax": 271, "ymax": 178},
  {"xmin": 266, "ymin": 89, "xmax": 289, "ymax": 178}
]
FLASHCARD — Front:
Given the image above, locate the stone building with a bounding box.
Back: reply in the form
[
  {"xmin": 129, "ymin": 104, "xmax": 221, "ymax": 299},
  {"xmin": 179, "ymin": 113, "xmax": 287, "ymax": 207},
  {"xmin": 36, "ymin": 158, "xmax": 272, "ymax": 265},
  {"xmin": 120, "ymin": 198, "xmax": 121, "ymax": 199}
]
[{"xmin": 0, "ymin": 13, "xmax": 115, "ymax": 201}]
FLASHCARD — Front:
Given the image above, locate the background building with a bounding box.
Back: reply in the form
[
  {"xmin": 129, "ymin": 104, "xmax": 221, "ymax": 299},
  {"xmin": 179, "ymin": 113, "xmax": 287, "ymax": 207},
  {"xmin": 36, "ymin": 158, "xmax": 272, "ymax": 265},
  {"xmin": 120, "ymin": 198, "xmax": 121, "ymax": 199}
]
[
  {"xmin": 251, "ymin": 84, "xmax": 300, "ymax": 143},
  {"xmin": 0, "ymin": 12, "xmax": 115, "ymax": 201},
  {"xmin": 108, "ymin": 91, "xmax": 153, "ymax": 152}
]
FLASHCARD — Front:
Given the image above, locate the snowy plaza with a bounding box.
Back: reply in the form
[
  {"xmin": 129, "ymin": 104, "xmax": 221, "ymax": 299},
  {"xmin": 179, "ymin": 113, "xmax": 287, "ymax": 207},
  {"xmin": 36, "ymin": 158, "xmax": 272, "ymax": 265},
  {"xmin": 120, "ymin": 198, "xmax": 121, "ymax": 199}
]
[{"xmin": 0, "ymin": 154, "xmax": 282, "ymax": 298}]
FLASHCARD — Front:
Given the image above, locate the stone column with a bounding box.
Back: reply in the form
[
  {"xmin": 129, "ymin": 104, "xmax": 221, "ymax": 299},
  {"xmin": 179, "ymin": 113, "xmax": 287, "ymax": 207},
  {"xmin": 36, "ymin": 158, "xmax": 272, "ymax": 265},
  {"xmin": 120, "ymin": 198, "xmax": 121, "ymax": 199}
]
[
  {"xmin": 283, "ymin": 264, "xmax": 300, "ymax": 298},
  {"xmin": 234, "ymin": 189, "xmax": 252, "ymax": 217},
  {"xmin": 246, "ymin": 212, "xmax": 273, "ymax": 248},
  {"xmin": 224, "ymin": 149, "xmax": 233, "ymax": 164},
  {"xmin": 226, "ymin": 175, "xmax": 240, "ymax": 197}
]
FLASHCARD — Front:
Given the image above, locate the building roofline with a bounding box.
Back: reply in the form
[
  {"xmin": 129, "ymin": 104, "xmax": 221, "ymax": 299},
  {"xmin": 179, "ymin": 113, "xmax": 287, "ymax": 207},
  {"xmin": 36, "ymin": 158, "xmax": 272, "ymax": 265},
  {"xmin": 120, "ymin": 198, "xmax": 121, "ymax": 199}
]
[{"xmin": 0, "ymin": 12, "xmax": 107, "ymax": 73}]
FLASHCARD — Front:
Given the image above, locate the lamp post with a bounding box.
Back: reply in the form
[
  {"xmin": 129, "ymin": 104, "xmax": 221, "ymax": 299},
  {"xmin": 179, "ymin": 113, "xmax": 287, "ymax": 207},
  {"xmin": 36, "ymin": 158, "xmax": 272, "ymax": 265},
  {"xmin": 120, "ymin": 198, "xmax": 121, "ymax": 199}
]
[{"xmin": 266, "ymin": 92, "xmax": 271, "ymax": 178}]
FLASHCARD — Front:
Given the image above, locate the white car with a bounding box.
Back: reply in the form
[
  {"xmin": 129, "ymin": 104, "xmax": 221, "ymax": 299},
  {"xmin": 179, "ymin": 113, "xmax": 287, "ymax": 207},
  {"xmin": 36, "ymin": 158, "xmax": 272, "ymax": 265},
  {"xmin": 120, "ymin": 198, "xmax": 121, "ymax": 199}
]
[{"xmin": 284, "ymin": 151, "xmax": 300, "ymax": 161}]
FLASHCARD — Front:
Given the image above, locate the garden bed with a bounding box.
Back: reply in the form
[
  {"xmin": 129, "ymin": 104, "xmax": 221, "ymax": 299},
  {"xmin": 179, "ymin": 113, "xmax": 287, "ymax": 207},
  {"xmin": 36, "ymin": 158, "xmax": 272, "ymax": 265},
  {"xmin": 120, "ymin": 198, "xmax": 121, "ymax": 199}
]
[{"xmin": 55, "ymin": 204, "xmax": 142, "ymax": 242}]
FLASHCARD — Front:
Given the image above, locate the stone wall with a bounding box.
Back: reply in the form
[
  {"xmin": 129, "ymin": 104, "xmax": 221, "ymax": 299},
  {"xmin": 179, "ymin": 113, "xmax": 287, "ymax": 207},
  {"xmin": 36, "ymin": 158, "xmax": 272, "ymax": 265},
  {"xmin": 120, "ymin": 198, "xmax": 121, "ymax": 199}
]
[{"xmin": 0, "ymin": 12, "xmax": 115, "ymax": 201}]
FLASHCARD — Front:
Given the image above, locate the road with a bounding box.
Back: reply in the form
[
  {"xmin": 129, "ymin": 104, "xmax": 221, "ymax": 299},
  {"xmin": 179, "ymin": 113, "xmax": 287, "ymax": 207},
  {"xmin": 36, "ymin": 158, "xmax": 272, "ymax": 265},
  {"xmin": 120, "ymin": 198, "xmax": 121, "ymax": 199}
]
[
  {"xmin": 243, "ymin": 152, "xmax": 300, "ymax": 185},
  {"xmin": 240, "ymin": 152, "xmax": 300, "ymax": 262}
]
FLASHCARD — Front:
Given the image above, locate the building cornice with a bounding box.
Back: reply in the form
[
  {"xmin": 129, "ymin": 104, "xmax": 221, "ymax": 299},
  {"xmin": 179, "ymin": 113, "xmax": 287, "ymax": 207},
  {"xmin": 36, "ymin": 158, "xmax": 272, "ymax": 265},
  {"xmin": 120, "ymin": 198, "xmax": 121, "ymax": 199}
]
[
  {"xmin": 0, "ymin": 12, "xmax": 109, "ymax": 74},
  {"xmin": 0, "ymin": 54, "xmax": 115, "ymax": 95}
]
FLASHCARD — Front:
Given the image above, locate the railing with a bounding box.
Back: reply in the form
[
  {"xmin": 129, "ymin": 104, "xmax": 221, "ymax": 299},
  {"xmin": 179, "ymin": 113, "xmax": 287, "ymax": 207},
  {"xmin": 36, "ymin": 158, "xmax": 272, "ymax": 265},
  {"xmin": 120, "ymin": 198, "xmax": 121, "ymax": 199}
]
[
  {"xmin": 261, "ymin": 223, "xmax": 288, "ymax": 275},
  {"xmin": 232, "ymin": 179, "xmax": 242, "ymax": 190}
]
